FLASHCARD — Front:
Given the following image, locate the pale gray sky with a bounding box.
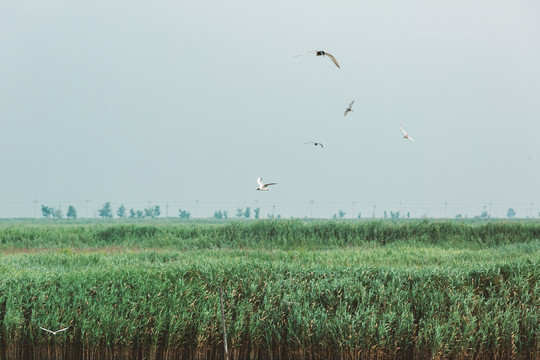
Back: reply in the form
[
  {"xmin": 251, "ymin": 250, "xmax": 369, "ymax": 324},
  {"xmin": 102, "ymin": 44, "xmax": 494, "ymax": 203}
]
[{"xmin": 1, "ymin": 0, "xmax": 540, "ymax": 218}]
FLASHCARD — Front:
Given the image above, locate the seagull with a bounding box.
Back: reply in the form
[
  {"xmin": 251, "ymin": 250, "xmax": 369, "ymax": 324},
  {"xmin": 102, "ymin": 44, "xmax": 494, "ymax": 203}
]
[
  {"xmin": 256, "ymin": 177, "xmax": 277, "ymax": 191},
  {"xmin": 344, "ymin": 100, "xmax": 355, "ymax": 116},
  {"xmin": 40, "ymin": 326, "xmax": 70, "ymax": 335},
  {"xmin": 295, "ymin": 50, "xmax": 340, "ymax": 68},
  {"xmin": 400, "ymin": 125, "xmax": 415, "ymax": 142},
  {"xmin": 305, "ymin": 141, "xmax": 324, "ymax": 148}
]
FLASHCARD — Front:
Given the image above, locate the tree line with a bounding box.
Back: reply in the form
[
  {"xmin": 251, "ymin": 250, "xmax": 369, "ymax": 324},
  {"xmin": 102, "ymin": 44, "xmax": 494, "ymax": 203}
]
[{"xmin": 40, "ymin": 203, "xmax": 534, "ymax": 220}]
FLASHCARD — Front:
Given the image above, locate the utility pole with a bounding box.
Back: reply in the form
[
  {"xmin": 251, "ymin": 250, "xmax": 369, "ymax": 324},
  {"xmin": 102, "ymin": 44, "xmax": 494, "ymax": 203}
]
[
  {"xmin": 372, "ymin": 205, "xmax": 376, "ymax": 218},
  {"xmin": 530, "ymin": 202, "xmax": 533, "ymax": 218},
  {"xmin": 34, "ymin": 198, "xmax": 38, "ymax": 218},
  {"xmin": 352, "ymin": 201, "xmax": 355, "ymax": 219},
  {"xmin": 272, "ymin": 204, "xmax": 276, "ymax": 218},
  {"xmin": 310, "ymin": 199, "xmax": 314, "ymax": 218},
  {"xmin": 196, "ymin": 199, "xmax": 199, "ymax": 218},
  {"xmin": 445, "ymin": 201, "xmax": 448, "ymax": 218},
  {"xmin": 166, "ymin": 202, "xmax": 169, "ymax": 218},
  {"xmin": 86, "ymin": 200, "xmax": 89, "ymax": 218}
]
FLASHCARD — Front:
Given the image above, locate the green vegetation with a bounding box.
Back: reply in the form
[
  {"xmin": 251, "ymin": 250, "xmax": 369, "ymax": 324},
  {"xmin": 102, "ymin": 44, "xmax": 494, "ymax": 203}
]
[
  {"xmin": 1, "ymin": 219, "xmax": 540, "ymax": 250},
  {"xmin": 0, "ymin": 220, "xmax": 538, "ymax": 359}
]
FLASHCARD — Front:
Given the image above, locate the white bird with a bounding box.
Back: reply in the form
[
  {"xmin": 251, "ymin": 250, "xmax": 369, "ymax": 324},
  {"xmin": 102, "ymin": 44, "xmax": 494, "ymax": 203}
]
[
  {"xmin": 40, "ymin": 326, "xmax": 70, "ymax": 335},
  {"xmin": 304, "ymin": 141, "xmax": 324, "ymax": 148},
  {"xmin": 256, "ymin": 177, "xmax": 277, "ymax": 191},
  {"xmin": 344, "ymin": 100, "xmax": 355, "ymax": 116},
  {"xmin": 296, "ymin": 50, "xmax": 340, "ymax": 68},
  {"xmin": 400, "ymin": 125, "xmax": 415, "ymax": 142},
  {"xmin": 282, "ymin": 300, "xmax": 298, "ymax": 306}
]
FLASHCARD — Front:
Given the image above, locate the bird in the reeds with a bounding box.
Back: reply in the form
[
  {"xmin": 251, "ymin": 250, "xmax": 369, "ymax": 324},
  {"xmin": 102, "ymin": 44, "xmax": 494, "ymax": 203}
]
[
  {"xmin": 256, "ymin": 177, "xmax": 277, "ymax": 191},
  {"xmin": 40, "ymin": 326, "xmax": 70, "ymax": 335},
  {"xmin": 305, "ymin": 141, "xmax": 324, "ymax": 148},
  {"xmin": 400, "ymin": 125, "xmax": 415, "ymax": 142},
  {"xmin": 282, "ymin": 300, "xmax": 298, "ymax": 306},
  {"xmin": 296, "ymin": 50, "xmax": 340, "ymax": 68},
  {"xmin": 344, "ymin": 100, "xmax": 355, "ymax": 116}
]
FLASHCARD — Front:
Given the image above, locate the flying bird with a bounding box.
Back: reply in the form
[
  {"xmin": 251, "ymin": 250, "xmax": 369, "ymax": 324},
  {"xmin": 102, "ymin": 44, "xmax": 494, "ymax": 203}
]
[
  {"xmin": 344, "ymin": 100, "xmax": 355, "ymax": 116},
  {"xmin": 305, "ymin": 141, "xmax": 324, "ymax": 148},
  {"xmin": 256, "ymin": 177, "xmax": 277, "ymax": 191},
  {"xmin": 400, "ymin": 125, "xmax": 415, "ymax": 142},
  {"xmin": 40, "ymin": 326, "xmax": 70, "ymax": 335},
  {"xmin": 313, "ymin": 50, "xmax": 340, "ymax": 68},
  {"xmin": 295, "ymin": 50, "xmax": 340, "ymax": 68}
]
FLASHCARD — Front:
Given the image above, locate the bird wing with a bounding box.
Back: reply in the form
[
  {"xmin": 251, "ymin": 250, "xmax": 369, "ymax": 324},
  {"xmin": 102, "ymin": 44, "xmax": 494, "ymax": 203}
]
[
  {"xmin": 304, "ymin": 141, "xmax": 314, "ymax": 144},
  {"xmin": 344, "ymin": 109, "xmax": 349, "ymax": 116},
  {"xmin": 349, "ymin": 100, "xmax": 355, "ymax": 108},
  {"xmin": 325, "ymin": 53, "xmax": 340, "ymax": 68},
  {"xmin": 408, "ymin": 136, "xmax": 415, "ymax": 142},
  {"xmin": 400, "ymin": 126, "xmax": 408, "ymax": 136},
  {"xmin": 257, "ymin": 177, "xmax": 264, "ymax": 188},
  {"xmin": 294, "ymin": 50, "xmax": 317, "ymax": 57},
  {"xmin": 265, "ymin": 183, "xmax": 277, "ymax": 187},
  {"xmin": 40, "ymin": 327, "xmax": 55, "ymax": 334},
  {"xmin": 318, "ymin": 143, "xmax": 324, "ymax": 148},
  {"xmin": 55, "ymin": 326, "xmax": 70, "ymax": 333}
]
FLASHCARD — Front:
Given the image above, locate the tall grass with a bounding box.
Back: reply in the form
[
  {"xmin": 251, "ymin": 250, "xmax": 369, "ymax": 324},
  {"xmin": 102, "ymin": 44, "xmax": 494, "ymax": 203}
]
[
  {"xmin": 0, "ymin": 248, "xmax": 538, "ymax": 359},
  {"xmin": 0, "ymin": 220, "xmax": 538, "ymax": 359},
  {"xmin": 1, "ymin": 219, "xmax": 539, "ymax": 250}
]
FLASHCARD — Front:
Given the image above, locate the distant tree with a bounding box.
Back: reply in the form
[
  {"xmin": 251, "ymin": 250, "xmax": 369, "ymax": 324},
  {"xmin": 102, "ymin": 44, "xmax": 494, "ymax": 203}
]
[
  {"xmin": 52, "ymin": 208, "xmax": 63, "ymax": 219},
  {"xmin": 390, "ymin": 211, "xmax": 400, "ymax": 219},
  {"xmin": 384, "ymin": 210, "xmax": 388, "ymax": 219},
  {"xmin": 41, "ymin": 205, "xmax": 53, "ymax": 218},
  {"xmin": 236, "ymin": 208, "xmax": 243, "ymax": 218},
  {"xmin": 66, "ymin": 206, "xmax": 77, "ymax": 219},
  {"xmin": 244, "ymin": 207, "xmax": 251, "ymax": 218},
  {"xmin": 223, "ymin": 210, "xmax": 228, "ymax": 219},
  {"xmin": 455, "ymin": 214, "xmax": 463, "ymax": 219},
  {"xmin": 475, "ymin": 211, "xmax": 489, "ymax": 220},
  {"xmin": 129, "ymin": 208, "xmax": 136, "ymax": 218},
  {"xmin": 99, "ymin": 202, "xmax": 113, "ymax": 219},
  {"xmin": 136, "ymin": 210, "xmax": 144, "ymax": 219},
  {"xmin": 338, "ymin": 210, "xmax": 346, "ymax": 218},
  {"xmin": 357, "ymin": 212, "xmax": 362, "ymax": 219},
  {"xmin": 214, "ymin": 210, "xmax": 223, "ymax": 219},
  {"xmin": 407, "ymin": 212, "xmax": 410, "ymax": 219},
  {"xmin": 143, "ymin": 205, "xmax": 161, "ymax": 218},
  {"xmin": 117, "ymin": 204, "xmax": 126, "ymax": 218},
  {"xmin": 254, "ymin": 208, "xmax": 260, "ymax": 219},
  {"xmin": 507, "ymin": 208, "xmax": 516, "ymax": 219},
  {"xmin": 178, "ymin": 209, "xmax": 191, "ymax": 219},
  {"xmin": 144, "ymin": 207, "xmax": 153, "ymax": 218}
]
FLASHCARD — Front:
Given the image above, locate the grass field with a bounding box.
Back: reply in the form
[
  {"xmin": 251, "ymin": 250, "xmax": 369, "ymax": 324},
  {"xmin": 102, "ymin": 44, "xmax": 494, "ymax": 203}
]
[{"xmin": 0, "ymin": 219, "xmax": 538, "ymax": 359}]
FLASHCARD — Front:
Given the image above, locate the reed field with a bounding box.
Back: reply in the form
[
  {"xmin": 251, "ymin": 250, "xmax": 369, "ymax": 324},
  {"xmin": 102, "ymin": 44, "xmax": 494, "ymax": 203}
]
[{"xmin": 0, "ymin": 219, "xmax": 538, "ymax": 359}]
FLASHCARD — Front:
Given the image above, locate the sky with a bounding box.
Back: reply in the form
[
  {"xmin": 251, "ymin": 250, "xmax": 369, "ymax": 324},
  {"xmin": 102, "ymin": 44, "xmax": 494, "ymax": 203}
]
[{"xmin": 1, "ymin": 0, "xmax": 540, "ymax": 219}]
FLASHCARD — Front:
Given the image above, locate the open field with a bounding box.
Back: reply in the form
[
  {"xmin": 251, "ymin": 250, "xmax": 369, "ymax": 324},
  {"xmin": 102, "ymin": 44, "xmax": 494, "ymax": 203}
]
[{"xmin": 0, "ymin": 219, "xmax": 538, "ymax": 359}]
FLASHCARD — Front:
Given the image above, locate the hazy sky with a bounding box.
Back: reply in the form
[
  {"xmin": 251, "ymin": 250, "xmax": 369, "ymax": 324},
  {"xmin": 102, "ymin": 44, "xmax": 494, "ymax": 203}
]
[{"xmin": 1, "ymin": 0, "xmax": 540, "ymax": 219}]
